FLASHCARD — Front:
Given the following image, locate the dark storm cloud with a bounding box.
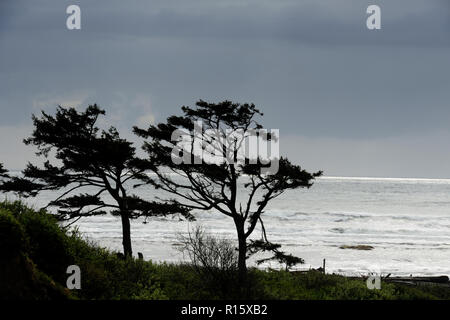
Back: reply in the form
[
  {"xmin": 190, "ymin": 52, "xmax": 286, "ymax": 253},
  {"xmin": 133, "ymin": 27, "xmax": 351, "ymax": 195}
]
[
  {"xmin": 2, "ymin": 0, "xmax": 449, "ymax": 45},
  {"xmin": 0, "ymin": 0, "xmax": 449, "ymax": 177}
]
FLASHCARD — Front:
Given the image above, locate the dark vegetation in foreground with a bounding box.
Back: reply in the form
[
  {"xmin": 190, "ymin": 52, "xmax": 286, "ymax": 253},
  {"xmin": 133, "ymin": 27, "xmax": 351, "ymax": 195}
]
[{"xmin": 1, "ymin": 201, "xmax": 449, "ymax": 300}]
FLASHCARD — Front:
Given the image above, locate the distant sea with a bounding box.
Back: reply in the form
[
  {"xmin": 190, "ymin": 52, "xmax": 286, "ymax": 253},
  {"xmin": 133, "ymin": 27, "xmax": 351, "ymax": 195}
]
[{"xmin": 12, "ymin": 175, "xmax": 450, "ymax": 276}]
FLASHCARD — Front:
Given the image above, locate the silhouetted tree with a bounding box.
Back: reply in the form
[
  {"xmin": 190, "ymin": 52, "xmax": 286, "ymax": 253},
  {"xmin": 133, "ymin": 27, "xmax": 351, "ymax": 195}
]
[
  {"xmin": 0, "ymin": 163, "xmax": 8, "ymax": 178},
  {"xmin": 0, "ymin": 105, "xmax": 191, "ymax": 257},
  {"xmin": 134, "ymin": 100, "xmax": 322, "ymax": 281},
  {"xmin": 0, "ymin": 163, "xmax": 9, "ymax": 192}
]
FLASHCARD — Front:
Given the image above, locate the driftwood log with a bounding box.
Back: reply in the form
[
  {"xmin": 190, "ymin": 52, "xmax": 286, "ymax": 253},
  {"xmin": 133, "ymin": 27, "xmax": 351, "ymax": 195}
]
[
  {"xmin": 293, "ymin": 271, "xmax": 450, "ymax": 287},
  {"xmin": 384, "ymin": 276, "xmax": 449, "ymax": 286}
]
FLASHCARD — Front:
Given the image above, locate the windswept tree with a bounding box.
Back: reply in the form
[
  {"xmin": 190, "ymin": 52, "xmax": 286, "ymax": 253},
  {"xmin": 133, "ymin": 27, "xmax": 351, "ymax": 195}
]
[
  {"xmin": 0, "ymin": 105, "xmax": 191, "ymax": 257},
  {"xmin": 134, "ymin": 100, "xmax": 322, "ymax": 281}
]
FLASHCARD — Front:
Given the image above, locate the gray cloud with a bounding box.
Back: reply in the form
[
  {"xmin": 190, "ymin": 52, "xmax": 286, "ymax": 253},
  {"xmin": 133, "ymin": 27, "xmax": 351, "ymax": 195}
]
[
  {"xmin": 1, "ymin": 0, "xmax": 449, "ymax": 177},
  {"xmin": 2, "ymin": 0, "xmax": 449, "ymax": 46}
]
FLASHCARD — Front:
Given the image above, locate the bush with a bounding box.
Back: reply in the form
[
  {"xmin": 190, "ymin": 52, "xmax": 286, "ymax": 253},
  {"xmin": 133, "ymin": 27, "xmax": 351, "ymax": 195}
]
[
  {"xmin": 0, "ymin": 201, "xmax": 72, "ymax": 284},
  {"xmin": 0, "ymin": 201, "xmax": 166, "ymax": 300},
  {"xmin": 0, "ymin": 207, "xmax": 71, "ymax": 300},
  {"xmin": 177, "ymin": 226, "xmax": 238, "ymax": 273},
  {"xmin": 0, "ymin": 209, "xmax": 29, "ymax": 260},
  {"xmin": 176, "ymin": 226, "xmax": 244, "ymax": 298}
]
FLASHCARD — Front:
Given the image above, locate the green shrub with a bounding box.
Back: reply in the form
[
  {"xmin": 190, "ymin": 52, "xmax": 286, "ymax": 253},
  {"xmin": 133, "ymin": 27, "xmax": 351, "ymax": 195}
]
[
  {"xmin": 0, "ymin": 206, "xmax": 71, "ymax": 300},
  {"xmin": 0, "ymin": 202, "xmax": 72, "ymax": 283},
  {"xmin": 176, "ymin": 226, "xmax": 244, "ymax": 299},
  {"xmin": 0, "ymin": 209, "xmax": 29, "ymax": 260},
  {"xmin": 0, "ymin": 201, "xmax": 167, "ymax": 300}
]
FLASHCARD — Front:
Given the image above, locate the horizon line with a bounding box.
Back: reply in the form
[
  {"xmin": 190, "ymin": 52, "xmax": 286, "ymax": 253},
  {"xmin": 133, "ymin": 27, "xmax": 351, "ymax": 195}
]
[
  {"xmin": 5, "ymin": 167, "xmax": 450, "ymax": 181},
  {"xmin": 320, "ymin": 175, "xmax": 450, "ymax": 181}
]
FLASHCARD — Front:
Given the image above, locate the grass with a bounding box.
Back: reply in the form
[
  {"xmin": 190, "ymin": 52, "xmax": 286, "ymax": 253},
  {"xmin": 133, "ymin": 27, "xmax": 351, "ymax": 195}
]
[{"xmin": 1, "ymin": 200, "xmax": 449, "ymax": 300}]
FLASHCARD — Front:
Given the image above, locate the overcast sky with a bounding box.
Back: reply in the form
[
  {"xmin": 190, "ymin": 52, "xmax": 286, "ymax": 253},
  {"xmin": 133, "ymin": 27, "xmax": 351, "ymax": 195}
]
[{"xmin": 1, "ymin": 0, "xmax": 449, "ymax": 178}]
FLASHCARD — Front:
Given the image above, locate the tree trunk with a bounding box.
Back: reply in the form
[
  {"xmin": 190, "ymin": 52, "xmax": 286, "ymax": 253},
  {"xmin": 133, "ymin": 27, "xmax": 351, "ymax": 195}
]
[
  {"xmin": 120, "ymin": 212, "xmax": 133, "ymax": 258},
  {"xmin": 236, "ymin": 223, "xmax": 247, "ymax": 284}
]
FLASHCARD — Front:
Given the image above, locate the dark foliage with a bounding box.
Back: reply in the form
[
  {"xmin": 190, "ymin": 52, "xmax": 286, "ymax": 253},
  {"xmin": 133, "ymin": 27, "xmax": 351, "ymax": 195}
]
[
  {"xmin": 0, "ymin": 163, "xmax": 7, "ymax": 178},
  {"xmin": 247, "ymin": 239, "xmax": 304, "ymax": 271}
]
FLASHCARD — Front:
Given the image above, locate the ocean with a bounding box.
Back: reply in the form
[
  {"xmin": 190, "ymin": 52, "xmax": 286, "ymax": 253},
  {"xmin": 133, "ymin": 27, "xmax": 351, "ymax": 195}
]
[{"xmin": 18, "ymin": 176, "xmax": 450, "ymax": 277}]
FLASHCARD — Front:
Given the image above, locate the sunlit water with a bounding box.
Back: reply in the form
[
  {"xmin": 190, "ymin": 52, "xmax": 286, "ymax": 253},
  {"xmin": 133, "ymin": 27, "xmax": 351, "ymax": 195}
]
[{"xmin": 12, "ymin": 175, "xmax": 450, "ymax": 277}]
